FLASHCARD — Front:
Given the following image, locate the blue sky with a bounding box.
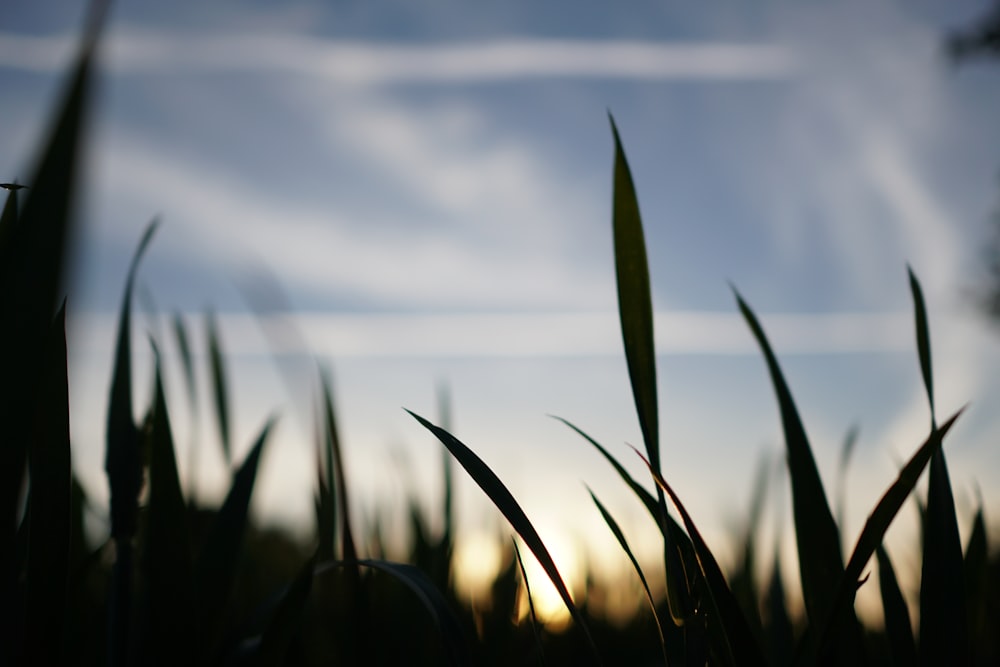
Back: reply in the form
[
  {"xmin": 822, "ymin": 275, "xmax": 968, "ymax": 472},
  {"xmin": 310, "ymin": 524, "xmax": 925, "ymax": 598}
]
[{"xmin": 3, "ymin": 0, "xmax": 1000, "ymax": 622}]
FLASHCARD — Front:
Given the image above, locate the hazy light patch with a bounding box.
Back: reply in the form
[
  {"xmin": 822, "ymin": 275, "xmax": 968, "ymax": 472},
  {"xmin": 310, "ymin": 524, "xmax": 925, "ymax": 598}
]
[
  {"xmin": 515, "ymin": 530, "xmax": 581, "ymax": 631},
  {"xmin": 452, "ymin": 532, "xmax": 504, "ymax": 601},
  {"xmin": 0, "ymin": 30, "xmax": 798, "ymax": 82}
]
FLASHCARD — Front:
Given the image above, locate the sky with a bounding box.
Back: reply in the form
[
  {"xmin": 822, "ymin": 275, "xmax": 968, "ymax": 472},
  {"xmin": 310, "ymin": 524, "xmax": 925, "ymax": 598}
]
[{"xmin": 3, "ymin": 0, "xmax": 1000, "ymax": 624}]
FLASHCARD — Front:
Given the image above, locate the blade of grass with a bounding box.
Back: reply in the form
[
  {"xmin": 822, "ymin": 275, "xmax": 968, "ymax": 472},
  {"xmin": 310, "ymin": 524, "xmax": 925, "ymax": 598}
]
[
  {"xmin": 170, "ymin": 311, "xmax": 199, "ymax": 504},
  {"xmin": 194, "ymin": 416, "xmax": 277, "ymax": 650},
  {"xmin": 512, "ymin": 538, "xmax": 546, "ymax": 667},
  {"xmin": 876, "ymin": 545, "xmax": 916, "ymax": 666},
  {"xmin": 907, "ymin": 268, "xmax": 968, "ymax": 666},
  {"xmin": 587, "ymin": 486, "xmax": 668, "ymax": 666},
  {"xmin": 734, "ymin": 288, "xmax": 862, "ymax": 657},
  {"xmin": 206, "ymin": 309, "xmax": 232, "ymax": 468},
  {"xmin": 315, "ymin": 558, "xmax": 471, "ymax": 667},
  {"xmin": 25, "ymin": 304, "xmax": 71, "ymax": 664},
  {"xmin": 636, "ymin": 449, "xmax": 766, "ymax": 667},
  {"xmin": 320, "ymin": 368, "xmax": 357, "ymax": 566},
  {"xmin": 106, "ymin": 220, "xmax": 158, "ymax": 667},
  {"xmin": 835, "ymin": 424, "xmax": 859, "ymax": 538},
  {"xmin": 144, "ymin": 343, "xmax": 194, "ymax": 665},
  {"xmin": 408, "ymin": 409, "xmax": 602, "ymax": 665},
  {"xmin": 964, "ymin": 503, "xmax": 987, "ymax": 654},
  {"xmin": 813, "ymin": 409, "xmax": 961, "ymax": 661}
]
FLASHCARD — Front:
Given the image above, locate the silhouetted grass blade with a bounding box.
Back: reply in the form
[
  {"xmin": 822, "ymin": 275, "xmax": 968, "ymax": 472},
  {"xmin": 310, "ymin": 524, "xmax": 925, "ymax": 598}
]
[
  {"xmin": 320, "ymin": 368, "xmax": 358, "ymax": 566},
  {"xmin": 316, "ymin": 558, "xmax": 471, "ymax": 667},
  {"xmin": 195, "ymin": 416, "xmax": 277, "ymax": 649},
  {"xmin": 145, "ymin": 346, "xmax": 194, "ymax": 664},
  {"xmin": 25, "ymin": 304, "xmax": 71, "ymax": 664},
  {"xmin": 587, "ymin": 486, "xmax": 667, "ymax": 666},
  {"xmin": 106, "ymin": 220, "xmax": 157, "ymax": 667},
  {"xmin": 608, "ymin": 115, "xmax": 659, "ymax": 473},
  {"xmin": 919, "ymin": 445, "xmax": 967, "ymax": 665},
  {"xmin": 638, "ymin": 451, "xmax": 766, "ymax": 667},
  {"xmin": 835, "ymin": 424, "xmax": 859, "ymax": 537},
  {"xmin": 734, "ymin": 288, "xmax": 857, "ymax": 647},
  {"xmin": 512, "ymin": 538, "xmax": 546, "ymax": 667},
  {"xmin": 964, "ymin": 505, "xmax": 987, "ymax": 655},
  {"xmin": 553, "ymin": 415, "xmax": 692, "ymax": 627},
  {"xmin": 815, "ymin": 409, "xmax": 961, "ymax": 660},
  {"xmin": 908, "ymin": 267, "xmax": 936, "ymax": 427},
  {"xmin": 408, "ymin": 409, "xmax": 602, "ymax": 664},
  {"xmin": 206, "ymin": 310, "xmax": 232, "ymax": 467},
  {"xmin": 876, "ymin": 545, "xmax": 916, "ymax": 666},
  {"xmin": 764, "ymin": 554, "xmax": 793, "ymax": 667}
]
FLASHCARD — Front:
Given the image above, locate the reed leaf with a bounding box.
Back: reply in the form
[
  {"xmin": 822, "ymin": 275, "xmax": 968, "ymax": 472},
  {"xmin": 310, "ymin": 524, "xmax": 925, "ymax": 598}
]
[
  {"xmin": 408, "ymin": 409, "xmax": 602, "ymax": 664},
  {"xmin": 876, "ymin": 545, "xmax": 916, "ymax": 666},
  {"xmin": 908, "ymin": 267, "xmax": 936, "ymax": 427},
  {"xmin": 964, "ymin": 505, "xmax": 987, "ymax": 656},
  {"xmin": 320, "ymin": 368, "xmax": 357, "ymax": 566},
  {"xmin": 512, "ymin": 538, "xmax": 546, "ymax": 667}
]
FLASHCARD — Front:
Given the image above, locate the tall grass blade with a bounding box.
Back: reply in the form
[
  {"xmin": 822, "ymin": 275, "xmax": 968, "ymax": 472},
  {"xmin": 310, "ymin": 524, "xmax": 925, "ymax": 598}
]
[
  {"xmin": 876, "ymin": 545, "xmax": 916, "ymax": 666},
  {"xmin": 814, "ymin": 409, "xmax": 961, "ymax": 661},
  {"xmin": 206, "ymin": 310, "xmax": 232, "ymax": 467},
  {"xmin": 512, "ymin": 538, "xmax": 546, "ymax": 667},
  {"xmin": 408, "ymin": 409, "xmax": 602, "ymax": 664},
  {"xmin": 24, "ymin": 304, "xmax": 71, "ymax": 664},
  {"xmin": 908, "ymin": 267, "xmax": 936, "ymax": 427},
  {"xmin": 144, "ymin": 345, "xmax": 194, "ymax": 665},
  {"xmin": 0, "ymin": 5, "xmax": 104, "ymax": 645},
  {"xmin": 637, "ymin": 450, "xmax": 766, "ymax": 667},
  {"xmin": 835, "ymin": 424, "xmax": 859, "ymax": 537},
  {"xmin": 964, "ymin": 505, "xmax": 987, "ymax": 657},
  {"xmin": 438, "ymin": 382, "xmax": 455, "ymax": 562},
  {"xmin": 170, "ymin": 311, "xmax": 199, "ymax": 500},
  {"xmin": 734, "ymin": 288, "xmax": 862, "ymax": 658},
  {"xmin": 764, "ymin": 554, "xmax": 793, "ymax": 667},
  {"xmin": 106, "ymin": 220, "xmax": 158, "ymax": 667},
  {"xmin": 315, "ymin": 558, "xmax": 471, "ymax": 666},
  {"xmin": 194, "ymin": 416, "xmax": 277, "ymax": 650},
  {"xmin": 587, "ymin": 486, "xmax": 667, "ymax": 666},
  {"xmin": 320, "ymin": 368, "xmax": 357, "ymax": 565}
]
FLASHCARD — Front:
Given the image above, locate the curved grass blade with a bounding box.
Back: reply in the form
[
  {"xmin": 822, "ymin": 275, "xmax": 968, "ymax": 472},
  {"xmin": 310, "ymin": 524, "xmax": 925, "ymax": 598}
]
[
  {"xmin": 734, "ymin": 288, "xmax": 859, "ymax": 648},
  {"xmin": 876, "ymin": 545, "xmax": 915, "ymax": 666},
  {"xmin": 144, "ymin": 344, "xmax": 194, "ymax": 665},
  {"xmin": 587, "ymin": 486, "xmax": 668, "ymax": 666},
  {"xmin": 813, "ymin": 409, "xmax": 961, "ymax": 661},
  {"xmin": 24, "ymin": 304, "xmax": 71, "ymax": 664},
  {"xmin": 964, "ymin": 504, "xmax": 987, "ymax": 654},
  {"xmin": 512, "ymin": 538, "xmax": 546, "ymax": 667},
  {"xmin": 106, "ymin": 220, "xmax": 158, "ymax": 667},
  {"xmin": 315, "ymin": 558, "xmax": 471, "ymax": 667},
  {"xmin": 408, "ymin": 409, "xmax": 602, "ymax": 665},
  {"xmin": 908, "ymin": 267, "xmax": 936, "ymax": 427},
  {"xmin": 637, "ymin": 449, "xmax": 766, "ymax": 667},
  {"xmin": 195, "ymin": 416, "xmax": 277, "ymax": 648},
  {"xmin": 206, "ymin": 309, "xmax": 232, "ymax": 467}
]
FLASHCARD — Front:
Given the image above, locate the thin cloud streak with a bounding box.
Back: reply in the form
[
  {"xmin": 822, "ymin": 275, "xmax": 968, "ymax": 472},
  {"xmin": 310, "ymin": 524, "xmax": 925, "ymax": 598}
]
[{"xmin": 0, "ymin": 30, "xmax": 798, "ymax": 82}]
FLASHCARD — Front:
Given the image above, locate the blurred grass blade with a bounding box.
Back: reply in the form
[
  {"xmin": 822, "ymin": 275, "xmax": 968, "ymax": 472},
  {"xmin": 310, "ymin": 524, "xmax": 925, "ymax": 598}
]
[
  {"xmin": 815, "ymin": 409, "xmax": 961, "ymax": 659},
  {"xmin": 438, "ymin": 382, "xmax": 455, "ymax": 556},
  {"xmin": 320, "ymin": 368, "xmax": 358, "ymax": 566},
  {"xmin": 171, "ymin": 311, "xmax": 199, "ymax": 503},
  {"xmin": 512, "ymin": 538, "xmax": 546, "ymax": 667},
  {"xmin": 638, "ymin": 450, "xmax": 766, "ymax": 667},
  {"xmin": 145, "ymin": 344, "xmax": 194, "ymax": 664},
  {"xmin": 908, "ymin": 267, "xmax": 936, "ymax": 427},
  {"xmin": 835, "ymin": 424, "xmax": 859, "ymax": 537},
  {"xmin": 25, "ymin": 304, "xmax": 71, "ymax": 664},
  {"xmin": 734, "ymin": 288, "xmax": 855, "ymax": 642},
  {"xmin": 408, "ymin": 409, "xmax": 602, "ymax": 664},
  {"xmin": 195, "ymin": 416, "xmax": 277, "ymax": 647},
  {"xmin": 316, "ymin": 558, "xmax": 471, "ymax": 667},
  {"xmin": 106, "ymin": 221, "xmax": 157, "ymax": 667},
  {"xmin": 587, "ymin": 486, "xmax": 668, "ymax": 666},
  {"xmin": 206, "ymin": 309, "xmax": 232, "ymax": 467},
  {"xmin": 876, "ymin": 545, "xmax": 916, "ymax": 666},
  {"xmin": 764, "ymin": 555, "xmax": 793, "ymax": 667}
]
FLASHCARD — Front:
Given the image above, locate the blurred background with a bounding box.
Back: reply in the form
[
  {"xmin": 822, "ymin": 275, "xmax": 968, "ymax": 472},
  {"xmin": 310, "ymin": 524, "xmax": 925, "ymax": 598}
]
[{"xmin": 3, "ymin": 0, "xmax": 999, "ymax": 626}]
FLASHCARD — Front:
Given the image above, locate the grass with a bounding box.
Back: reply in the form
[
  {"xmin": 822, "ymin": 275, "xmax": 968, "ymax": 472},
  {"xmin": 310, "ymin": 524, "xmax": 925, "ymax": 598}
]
[{"xmin": 5, "ymin": 6, "xmax": 1000, "ymax": 666}]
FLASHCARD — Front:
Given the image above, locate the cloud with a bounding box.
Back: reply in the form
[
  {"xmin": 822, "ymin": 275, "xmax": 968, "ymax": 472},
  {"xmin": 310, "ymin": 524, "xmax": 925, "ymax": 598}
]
[{"xmin": 0, "ymin": 29, "xmax": 797, "ymax": 82}]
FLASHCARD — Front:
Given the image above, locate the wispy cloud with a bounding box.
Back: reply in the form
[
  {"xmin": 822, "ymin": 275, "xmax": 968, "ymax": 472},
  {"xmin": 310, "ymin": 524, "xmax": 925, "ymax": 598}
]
[{"xmin": 0, "ymin": 30, "xmax": 798, "ymax": 82}]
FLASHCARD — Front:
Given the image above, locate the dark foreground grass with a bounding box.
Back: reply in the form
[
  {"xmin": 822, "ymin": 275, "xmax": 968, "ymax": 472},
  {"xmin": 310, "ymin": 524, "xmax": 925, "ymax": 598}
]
[{"xmin": 5, "ymin": 6, "xmax": 1000, "ymax": 666}]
